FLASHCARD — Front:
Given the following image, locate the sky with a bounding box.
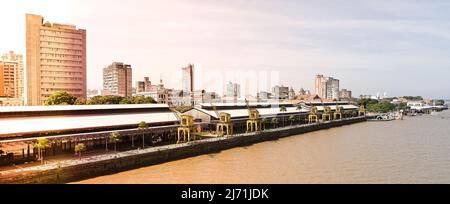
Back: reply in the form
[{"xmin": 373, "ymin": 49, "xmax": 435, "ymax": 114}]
[{"xmin": 1, "ymin": 0, "xmax": 450, "ymax": 99}]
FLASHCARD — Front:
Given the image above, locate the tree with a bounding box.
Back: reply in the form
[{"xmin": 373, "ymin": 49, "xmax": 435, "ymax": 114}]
[
  {"xmin": 280, "ymin": 106, "xmax": 287, "ymax": 112},
  {"xmin": 271, "ymin": 118, "xmax": 279, "ymax": 128},
  {"xmin": 44, "ymin": 91, "xmax": 78, "ymax": 106},
  {"xmin": 86, "ymin": 95, "xmax": 157, "ymax": 105},
  {"xmin": 35, "ymin": 138, "xmax": 51, "ymax": 164},
  {"xmin": 367, "ymin": 102, "xmax": 396, "ymax": 113},
  {"xmin": 74, "ymin": 98, "xmax": 86, "ymax": 105},
  {"xmin": 110, "ymin": 132, "xmax": 122, "ymax": 152},
  {"xmin": 74, "ymin": 143, "xmax": 87, "ymax": 159},
  {"xmin": 88, "ymin": 95, "xmax": 124, "ymax": 105},
  {"xmin": 403, "ymin": 96, "xmax": 423, "ymax": 101},
  {"xmin": 120, "ymin": 97, "xmax": 133, "ymax": 104},
  {"xmin": 289, "ymin": 115, "xmax": 296, "ymax": 126},
  {"xmin": 175, "ymin": 106, "xmax": 193, "ymax": 113},
  {"xmin": 138, "ymin": 121, "xmax": 149, "ymax": 149},
  {"xmin": 261, "ymin": 118, "xmax": 269, "ymax": 130},
  {"xmin": 357, "ymin": 98, "xmax": 379, "ymax": 108}
]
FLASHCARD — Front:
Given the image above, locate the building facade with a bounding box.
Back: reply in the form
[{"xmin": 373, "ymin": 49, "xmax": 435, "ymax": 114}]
[
  {"xmin": 103, "ymin": 62, "xmax": 132, "ymax": 97},
  {"xmin": 272, "ymin": 85, "xmax": 290, "ymax": 100},
  {"xmin": 182, "ymin": 64, "xmax": 194, "ymax": 93},
  {"xmin": 26, "ymin": 14, "xmax": 87, "ymax": 105},
  {"xmin": 226, "ymin": 81, "xmax": 241, "ymax": 98},
  {"xmin": 315, "ymin": 75, "xmax": 340, "ymax": 100},
  {"xmin": 339, "ymin": 89, "xmax": 352, "ymax": 100},
  {"xmin": 1, "ymin": 51, "xmax": 24, "ymax": 100},
  {"xmin": 136, "ymin": 77, "xmax": 158, "ymax": 93}
]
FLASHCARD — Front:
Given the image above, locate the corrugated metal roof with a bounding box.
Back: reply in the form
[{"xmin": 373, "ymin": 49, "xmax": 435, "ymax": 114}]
[
  {"xmin": 0, "ymin": 104, "xmax": 169, "ymax": 113},
  {"xmin": 0, "ymin": 112, "xmax": 178, "ymax": 136},
  {"xmin": 199, "ymin": 102, "xmax": 295, "ymax": 107},
  {"xmin": 193, "ymin": 104, "xmax": 358, "ymax": 119},
  {"xmin": 194, "ymin": 107, "xmax": 309, "ymax": 119}
]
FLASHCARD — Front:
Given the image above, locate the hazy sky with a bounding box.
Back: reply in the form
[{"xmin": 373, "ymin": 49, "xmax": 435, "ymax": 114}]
[{"xmin": 1, "ymin": 0, "xmax": 450, "ymax": 98}]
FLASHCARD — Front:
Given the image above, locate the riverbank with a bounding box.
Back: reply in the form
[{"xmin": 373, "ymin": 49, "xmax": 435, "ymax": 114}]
[
  {"xmin": 76, "ymin": 111, "xmax": 450, "ymax": 184},
  {"xmin": 0, "ymin": 117, "xmax": 366, "ymax": 184}
]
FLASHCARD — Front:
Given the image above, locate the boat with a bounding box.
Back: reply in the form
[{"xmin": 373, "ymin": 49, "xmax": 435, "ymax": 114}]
[{"xmin": 368, "ymin": 113, "xmax": 396, "ymax": 122}]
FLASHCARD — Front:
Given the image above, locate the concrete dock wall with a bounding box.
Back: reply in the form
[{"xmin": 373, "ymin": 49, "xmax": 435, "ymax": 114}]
[{"xmin": 0, "ymin": 117, "xmax": 366, "ymax": 184}]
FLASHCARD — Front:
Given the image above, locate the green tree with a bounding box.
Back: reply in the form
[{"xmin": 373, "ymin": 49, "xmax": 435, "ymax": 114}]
[
  {"xmin": 280, "ymin": 106, "xmax": 287, "ymax": 112},
  {"xmin": 271, "ymin": 118, "xmax": 279, "ymax": 128},
  {"xmin": 87, "ymin": 95, "xmax": 124, "ymax": 105},
  {"xmin": 44, "ymin": 91, "xmax": 78, "ymax": 106},
  {"xmin": 74, "ymin": 143, "xmax": 87, "ymax": 159},
  {"xmin": 35, "ymin": 138, "xmax": 51, "ymax": 164},
  {"xmin": 367, "ymin": 102, "xmax": 396, "ymax": 113},
  {"xmin": 289, "ymin": 115, "xmax": 296, "ymax": 126},
  {"xmin": 138, "ymin": 121, "xmax": 149, "ymax": 149},
  {"xmin": 74, "ymin": 98, "xmax": 86, "ymax": 105},
  {"xmin": 120, "ymin": 97, "xmax": 133, "ymax": 104},
  {"xmin": 357, "ymin": 98, "xmax": 379, "ymax": 108},
  {"xmin": 174, "ymin": 106, "xmax": 193, "ymax": 113},
  {"xmin": 261, "ymin": 118, "xmax": 269, "ymax": 130},
  {"xmin": 403, "ymin": 96, "xmax": 423, "ymax": 101},
  {"xmin": 110, "ymin": 132, "xmax": 122, "ymax": 152}
]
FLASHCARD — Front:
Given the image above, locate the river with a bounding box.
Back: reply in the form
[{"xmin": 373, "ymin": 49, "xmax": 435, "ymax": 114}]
[{"xmin": 76, "ymin": 110, "xmax": 450, "ymax": 184}]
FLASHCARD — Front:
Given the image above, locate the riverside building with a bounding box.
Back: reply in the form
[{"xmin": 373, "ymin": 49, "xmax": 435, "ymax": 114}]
[
  {"xmin": 26, "ymin": 14, "xmax": 87, "ymax": 105},
  {"xmin": 103, "ymin": 62, "xmax": 132, "ymax": 97}
]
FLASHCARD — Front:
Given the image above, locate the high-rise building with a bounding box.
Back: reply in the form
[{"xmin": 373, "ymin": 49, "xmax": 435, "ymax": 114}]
[
  {"xmin": 339, "ymin": 89, "xmax": 352, "ymax": 100},
  {"xmin": 226, "ymin": 81, "xmax": 241, "ymax": 98},
  {"xmin": 136, "ymin": 77, "xmax": 157, "ymax": 93},
  {"xmin": 272, "ymin": 85, "xmax": 290, "ymax": 99},
  {"xmin": 0, "ymin": 62, "xmax": 16, "ymax": 97},
  {"xmin": 1, "ymin": 51, "xmax": 24, "ymax": 100},
  {"xmin": 315, "ymin": 75, "xmax": 340, "ymax": 100},
  {"xmin": 103, "ymin": 62, "xmax": 132, "ymax": 97},
  {"xmin": 181, "ymin": 64, "xmax": 194, "ymax": 93},
  {"xmin": 26, "ymin": 14, "xmax": 87, "ymax": 105}
]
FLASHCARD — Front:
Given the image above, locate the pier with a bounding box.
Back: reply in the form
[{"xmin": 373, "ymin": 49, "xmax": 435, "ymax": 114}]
[{"xmin": 0, "ymin": 116, "xmax": 366, "ymax": 184}]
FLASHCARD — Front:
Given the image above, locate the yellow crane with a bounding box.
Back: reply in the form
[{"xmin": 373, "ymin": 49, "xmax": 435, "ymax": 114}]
[{"xmin": 245, "ymin": 99, "xmax": 261, "ymax": 132}]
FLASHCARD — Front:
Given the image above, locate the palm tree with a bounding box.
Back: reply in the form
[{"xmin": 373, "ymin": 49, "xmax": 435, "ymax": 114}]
[
  {"xmin": 261, "ymin": 118, "xmax": 269, "ymax": 130},
  {"xmin": 35, "ymin": 138, "xmax": 51, "ymax": 165},
  {"xmin": 289, "ymin": 115, "xmax": 296, "ymax": 126},
  {"xmin": 74, "ymin": 143, "xmax": 87, "ymax": 160},
  {"xmin": 110, "ymin": 132, "xmax": 122, "ymax": 152},
  {"xmin": 271, "ymin": 118, "xmax": 279, "ymax": 128},
  {"xmin": 138, "ymin": 121, "xmax": 149, "ymax": 149}
]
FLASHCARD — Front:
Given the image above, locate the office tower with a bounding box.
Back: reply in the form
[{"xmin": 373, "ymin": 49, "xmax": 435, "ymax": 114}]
[
  {"xmin": 315, "ymin": 75, "xmax": 340, "ymax": 100},
  {"xmin": 181, "ymin": 64, "xmax": 194, "ymax": 94},
  {"xmin": 103, "ymin": 62, "xmax": 132, "ymax": 97},
  {"xmin": 226, "ymin": 81, "xmax": 241, "ymax": 98},
  {"xmin": 272, "ymin": 85, "xmax": 290, "ymax": 99},
  {"xmin": 0, "ymin": 52, "xmax": 24, "ymax": 99},
  {"xmin": 1, "ymin": 51, "xmax": 24, "ymax": 100},
  {"xmin": 26, "ymin": 14, "xmax": 87, "ymax": 105}
]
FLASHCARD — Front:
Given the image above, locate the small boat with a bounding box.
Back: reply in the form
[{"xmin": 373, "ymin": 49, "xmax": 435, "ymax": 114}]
[{"xmin": 368, "ymin": 114, "xmax": 395, "ymax": 122}]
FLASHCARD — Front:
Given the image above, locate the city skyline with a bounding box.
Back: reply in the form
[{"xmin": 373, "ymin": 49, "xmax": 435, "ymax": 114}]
[{"xmin": 1, "ymin": 0, "xmax": 450, "ymax": 99}]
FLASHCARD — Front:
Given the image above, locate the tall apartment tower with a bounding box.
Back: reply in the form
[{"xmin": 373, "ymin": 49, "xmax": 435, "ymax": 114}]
[
  {"xmin": 26, "ymin": 14, "xmax": 87, "ymax": 105},
  {"xmin": 315, "ymin": 74, "xmax": 340, "ymax": 100},
  {"xmin": 181, "ymin": 64, "xmax": 194, "ymax": 94},
  {"xmin": 226, "ymin": 81, "xmax": 241, "ymax": 98},
  {"xmin": 103, "ymin": 62, "xmax": 132, "ymax": 97},
  {"xmin": 0, "ymin": 51, "xmax": 24, "ymax": 99}
]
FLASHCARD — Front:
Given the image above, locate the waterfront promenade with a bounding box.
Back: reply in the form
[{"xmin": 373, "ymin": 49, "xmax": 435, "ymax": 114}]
[{"xmin": 0, "ymin": 117, "xmax": 366, "ymax": 184}]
